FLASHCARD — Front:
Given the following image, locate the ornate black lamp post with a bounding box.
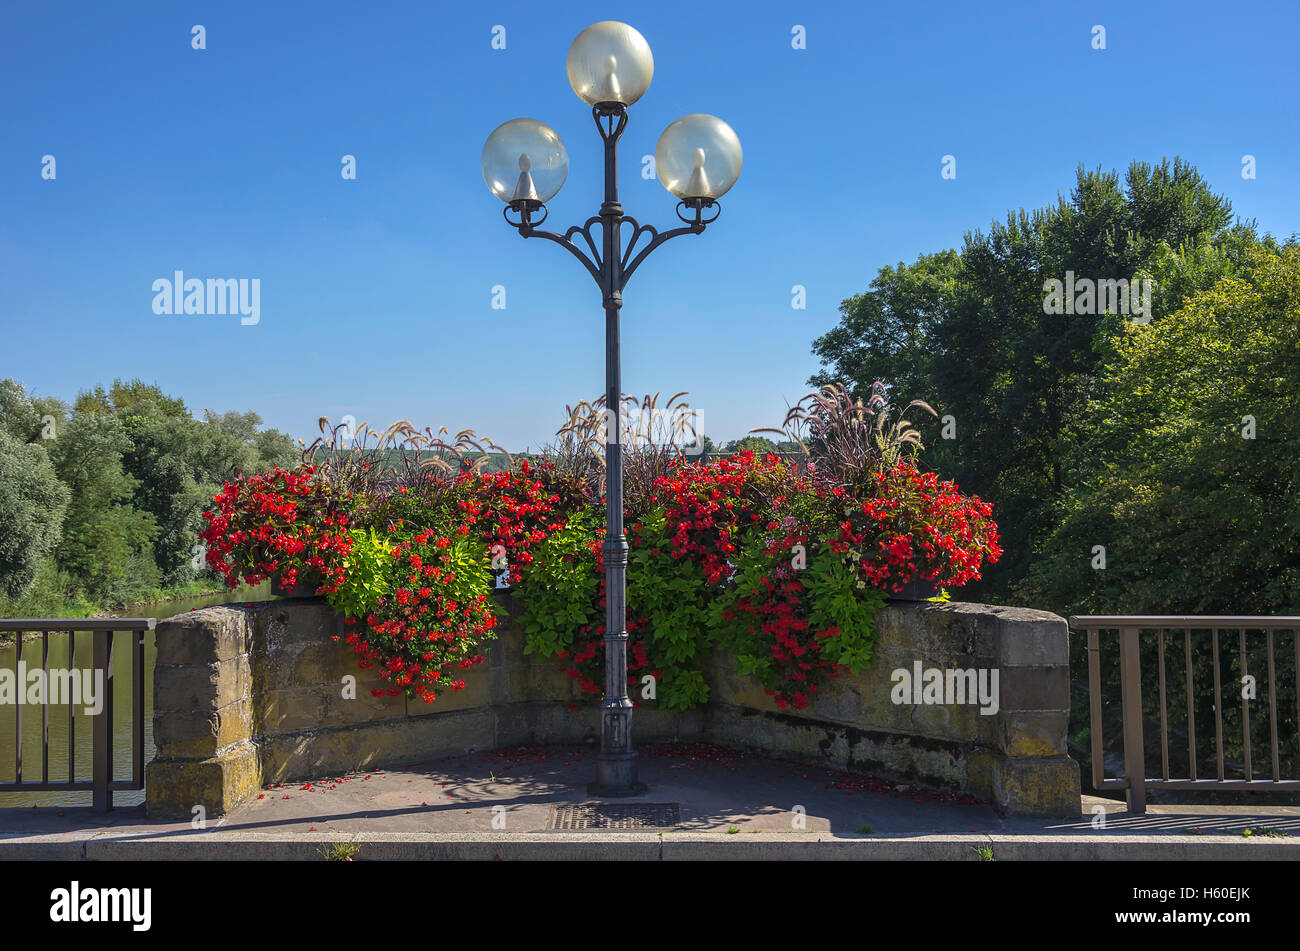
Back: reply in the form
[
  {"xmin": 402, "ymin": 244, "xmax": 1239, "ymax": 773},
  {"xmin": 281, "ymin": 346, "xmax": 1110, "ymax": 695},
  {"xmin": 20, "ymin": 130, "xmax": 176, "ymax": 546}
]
[{"xmin": 481, "ymin": 21, "xmax": 742, "ymax": 796}]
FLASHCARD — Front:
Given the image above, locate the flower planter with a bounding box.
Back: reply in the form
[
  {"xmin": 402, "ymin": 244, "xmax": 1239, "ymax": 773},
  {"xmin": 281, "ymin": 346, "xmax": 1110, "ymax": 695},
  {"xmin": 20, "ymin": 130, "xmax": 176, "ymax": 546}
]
[
  {"xmin": 271, "ymin": 569, "xmax": 323, "ymax": 599},
  {"xmin": 889, "ymin": 578, "xmax": 942, "ymax": 601}
]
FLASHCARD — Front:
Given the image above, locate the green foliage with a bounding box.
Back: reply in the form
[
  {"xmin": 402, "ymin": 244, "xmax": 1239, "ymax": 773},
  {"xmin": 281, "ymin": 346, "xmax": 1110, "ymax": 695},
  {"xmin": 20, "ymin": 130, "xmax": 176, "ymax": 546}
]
[
  {"xmin": 518, "ymin": 514, "xmax": 602, "ymax": 660},
  {"xmin": 0, "ymin": 376, "xmax": 300, "ymax": 610},
  {"xmin": 0, "ymin": 431, "xmax": 69, "ymax": 598},
  {"xmin": 0, "ymin": 379, "xmax": 67, "ymax": 442},
  {"xmin": 120, "ymin": 406, "xmax": 296, "ymax": 587},
  {"xmin": 723, "ymin": 435, "xmax": 778, "ymax": 454},
  {"xmin": 74, "ymin": 379, "xmax": 189, "ymax": 419},
  {"xmin": 811, "ymin": 158, "xmax": 1245, "ymax": 603},
  {"xmin": 438, "ymin": 533, "xmax": 494, "ymax": 608},
  {"xmin": 717, "ymin": 533, "xmax": 885, "ymax": 691},
  {"xmin": 627, "ymin": 510, "xmax": 714, "ymax": 710},
  {"xmin": 800, "ymin": 543, "xmax": 886, "ymax": 672},
  {"xmin": 46, "ymin": 412, "xmax": 158, "ymax": 605},
  {"xmin": 0, "ymin": 556, "xmax": 96, "ymax": 619},
  {"xmin": 326, "ymin": 528, "xmax": 394, "ymax": 621},
  {"xmin": 1020, "ymin": 244, "xmax": 1300, "ymax": 617}
]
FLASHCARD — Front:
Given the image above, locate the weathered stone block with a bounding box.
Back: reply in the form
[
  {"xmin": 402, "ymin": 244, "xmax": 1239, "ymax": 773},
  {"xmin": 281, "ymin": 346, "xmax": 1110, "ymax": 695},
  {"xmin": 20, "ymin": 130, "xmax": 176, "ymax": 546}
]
[
  {"xmin": 1001, "ymin": 710, "xmax": 1070, "ymax": 758},
  {"xmin": 993, "ymin": 607, "xmax": 1071, "ymax": 666},
  {"xmin": 991, "ymin": 755, "xmax": 1081, "ymax": 816},
  {"xmin": 145, "ymin": 740, "xmax": 260, "ymax": 818},
  {"xmin": 494, "ymin": 701, "xmax": 594, "ymax": 748},
  {"xmin": 890, "ymin": 602, "xmax": 1002, "ymax": 662},
  {"xmin": 630, "ymin": 705, "xmax": 703, "ymax": 743},
  {"xmin": 153, "ymin": 697, "xmax": 254, "ymax": 759},
  {"xmin": 998, "ymin": 665, "xmax": 1069, "ymax": 712},
  {"xmin": 259, "ymin": 682, "xmax": 404, "ymax": 734},
  {"xmin": 155, "ymin": 606, "xmax": 253, "ymax": 666},
  {"xmin": 260, "ymin": 709, "xmax": 498, "ymax": 781},
  {"xmin": 506, "ymin": 662, "xmax": 581, "ymax": 705},
  {"xmin": 291, "ymin": 640, "xmax": 365, "ymax": 688},
  {"xmin": 154, "ymin": 654, "xmax": 251, "ymax": 713},
  {"xmin": 406, "ymin": 666, "xmax": 492, "ymax": 715}
]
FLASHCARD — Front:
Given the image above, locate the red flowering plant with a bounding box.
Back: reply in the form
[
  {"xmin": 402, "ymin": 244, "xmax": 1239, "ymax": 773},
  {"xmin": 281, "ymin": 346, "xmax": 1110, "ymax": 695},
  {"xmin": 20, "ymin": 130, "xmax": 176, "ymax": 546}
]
[
  {"xmin": 709, "ymin": 454, "xmax": 885, "ymax": 710},
  {"xmin": 465, "ymin": 458, "xmax": 571, "ymax": 586},
  {"xmin": 198, "ymin": 390, "xmax": 1001, "ymax": 714},
  {"xmin": 340, "ymin": 531, "xmax": 496, "ymax": 702},
  {"xmin": 521, "ymin": 450, "xmax": 841, "ymax": 711},
  {"xmin": 199, "ymin": 465, "xmax": 354, "ymax": 596},
  {"xmin": 831, "ymin": 461, "xmax": 1001, "ymax": 594},
  {"xmin": 758, "ymin": 380, "xmax": 1001, "ymax": 595}
]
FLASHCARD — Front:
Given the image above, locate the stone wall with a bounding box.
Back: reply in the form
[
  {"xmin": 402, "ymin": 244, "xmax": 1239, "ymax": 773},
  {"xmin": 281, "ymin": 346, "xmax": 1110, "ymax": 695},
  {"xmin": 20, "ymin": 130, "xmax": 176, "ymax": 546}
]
[{"xmin": 146, "ymin": 594, "xmax": 1079, "ymax": 818}]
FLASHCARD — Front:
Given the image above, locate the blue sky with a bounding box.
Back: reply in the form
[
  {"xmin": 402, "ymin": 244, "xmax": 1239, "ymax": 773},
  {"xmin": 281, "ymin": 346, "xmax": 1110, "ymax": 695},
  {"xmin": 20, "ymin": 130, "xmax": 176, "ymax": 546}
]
[{"xmin": 2, "ymin": 0, "xmax": 1297, "ymax": 450}]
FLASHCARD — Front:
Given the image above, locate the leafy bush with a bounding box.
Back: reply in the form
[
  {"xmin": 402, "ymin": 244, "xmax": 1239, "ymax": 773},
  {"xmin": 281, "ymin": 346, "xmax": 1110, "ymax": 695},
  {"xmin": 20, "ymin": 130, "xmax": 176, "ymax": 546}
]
[
  {"xmin": 199, "ymin": 465, "xmax": 354, "ymax": 595},
  {"xmin": 0, "ymin": 432, "xmax": 69, "ymax": 599},
  {"xmin": 328, "ymin": 528, "xmax": 394, "ymax": 621},
  {"xmin": 340, "ymin": 532, "xmax": 496, "ymax": 702},
  {"xmin": 718, "ymin": 503, "xmax": 886, "ymax": 710},
  {"xmin": 833, "ymin": 459, "xmax": 1002, "ymax": 594},
  {"xmin": 202, "ymin": 403, "xmax": 1001, "ymax": 709},
  {"xmin": 518, "ymin": 513, "xmax": 602, "ymax": 662}
]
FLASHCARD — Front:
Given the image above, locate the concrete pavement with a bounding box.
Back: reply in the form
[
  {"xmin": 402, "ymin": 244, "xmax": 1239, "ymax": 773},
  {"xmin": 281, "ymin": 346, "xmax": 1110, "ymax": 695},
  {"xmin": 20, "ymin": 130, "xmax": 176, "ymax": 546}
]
[{"xmin": 2, "ymin": 742, "xmax": 1297, "ymax": 860}]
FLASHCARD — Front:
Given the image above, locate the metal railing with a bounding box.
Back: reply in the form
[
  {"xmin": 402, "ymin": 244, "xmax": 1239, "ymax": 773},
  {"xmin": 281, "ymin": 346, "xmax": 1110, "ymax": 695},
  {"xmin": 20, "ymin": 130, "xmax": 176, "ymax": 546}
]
[
  {"xmin": 1073, "ymin": 616, "xmax": 1300, "ymax": 813},
  {"xmin": 0, "ymin": 619, "xmax": 154, "ymax": 811}
]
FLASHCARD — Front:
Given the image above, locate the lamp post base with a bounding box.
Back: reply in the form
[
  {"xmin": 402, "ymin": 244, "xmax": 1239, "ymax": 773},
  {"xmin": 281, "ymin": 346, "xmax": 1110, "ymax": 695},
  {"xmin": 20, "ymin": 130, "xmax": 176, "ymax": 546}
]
[{"xmin": 588, "ymin": 751, "xmax": 645, "ymax": 798}]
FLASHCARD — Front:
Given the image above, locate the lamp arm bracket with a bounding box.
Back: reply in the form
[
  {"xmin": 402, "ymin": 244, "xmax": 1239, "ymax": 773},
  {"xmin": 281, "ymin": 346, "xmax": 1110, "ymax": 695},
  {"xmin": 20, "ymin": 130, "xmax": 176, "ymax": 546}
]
[
  {"xmin": 507, "ymin": 207, "xmax": 604, "ymax": 288},
  {"xmin": 618, "ymin": 202, "xmax": 719, "ymax": 287}
]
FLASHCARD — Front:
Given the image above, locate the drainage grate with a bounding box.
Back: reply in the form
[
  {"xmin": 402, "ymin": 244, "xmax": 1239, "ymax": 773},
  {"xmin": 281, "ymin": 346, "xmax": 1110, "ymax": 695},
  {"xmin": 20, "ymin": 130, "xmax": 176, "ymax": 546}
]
[{"xmin": 549, "ymin": 802, "xmax": 681, "ymax": 830}]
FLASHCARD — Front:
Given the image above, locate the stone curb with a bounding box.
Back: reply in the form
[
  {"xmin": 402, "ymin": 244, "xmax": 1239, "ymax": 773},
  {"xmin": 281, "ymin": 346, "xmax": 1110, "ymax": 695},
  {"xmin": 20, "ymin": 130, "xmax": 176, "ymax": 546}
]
[{"xmin": 2, "ymin": 832, "xmax": 1297, "ymax": 861}]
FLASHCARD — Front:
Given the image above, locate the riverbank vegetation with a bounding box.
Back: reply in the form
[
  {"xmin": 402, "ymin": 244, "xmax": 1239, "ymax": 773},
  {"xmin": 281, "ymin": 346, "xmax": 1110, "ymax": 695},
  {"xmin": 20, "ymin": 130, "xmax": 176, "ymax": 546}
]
[{"xmin": 0, "ymin": 378, "xmax": 297, "ymax": 617}]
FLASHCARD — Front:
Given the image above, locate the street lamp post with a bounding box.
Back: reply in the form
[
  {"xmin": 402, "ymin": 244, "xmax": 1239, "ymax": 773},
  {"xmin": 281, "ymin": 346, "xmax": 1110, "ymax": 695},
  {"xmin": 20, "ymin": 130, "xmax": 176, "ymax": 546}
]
[{"xmin": 482, "ymin": 21, "xmax": 742, "ymax": 797}]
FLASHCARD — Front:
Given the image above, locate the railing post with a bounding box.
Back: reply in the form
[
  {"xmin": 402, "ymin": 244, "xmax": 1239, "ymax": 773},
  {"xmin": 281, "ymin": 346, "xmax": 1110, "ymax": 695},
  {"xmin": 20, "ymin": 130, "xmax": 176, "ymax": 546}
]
[
  {"xmin": 1119, "ymin": 627, "xmax": 1146, "ymax": 813},
  {"xmin": 1085, "ymin": 629, "xmax": 1107, "ymax": 791},
  {"xmin": 92, "ymin": 629, "xmax": 114, "ymax": 812}
]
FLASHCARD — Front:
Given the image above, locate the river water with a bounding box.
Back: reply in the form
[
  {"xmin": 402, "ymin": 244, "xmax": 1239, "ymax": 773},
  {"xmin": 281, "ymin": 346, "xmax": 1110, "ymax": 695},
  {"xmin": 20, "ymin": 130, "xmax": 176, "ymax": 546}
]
[{"xmin": 0, "ymin": 584, "xmax": 273, "ymax": 808}]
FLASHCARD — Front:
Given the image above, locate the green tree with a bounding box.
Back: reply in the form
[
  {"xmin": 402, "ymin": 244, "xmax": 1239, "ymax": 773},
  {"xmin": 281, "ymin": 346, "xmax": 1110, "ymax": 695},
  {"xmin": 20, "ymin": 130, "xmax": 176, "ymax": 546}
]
[
  {"xmin": 724, "ymin": 435, "xmax": 778, "ymax": 454},
  {"xmin": 0, "ymin": 430, "xmax": 69, "ymax": 598},
  {"xmin": 74, "ymin": 379, "xmax": 188, "ymax": 419},
  {"xmin": 811, "ymin": 158, "xmax": 1241, "ymax": 601},
  {"xmin": 0, "ymin": 379, "xmax": 67, "ymax": 443},
  {"xmin": 121, "ymin": 407, "xmax": 296, "ymax": 586},
  {"xmin": 1020, "ymin": 243, "xmax": 1300, "ymax": 616},
  {"xmin": 47, "ymin": 413, "xmax": 158, "ymax": 604}
]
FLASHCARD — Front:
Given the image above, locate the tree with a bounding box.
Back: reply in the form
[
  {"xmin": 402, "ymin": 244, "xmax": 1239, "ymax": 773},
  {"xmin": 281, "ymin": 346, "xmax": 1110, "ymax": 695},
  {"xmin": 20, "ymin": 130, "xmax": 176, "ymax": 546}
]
[
  {"xmin": 724, "ymin": 435, "xmax": 778, "ymax": 454},
  {"xmin": 810, "ymin": 158, "xmax": 1241, "ymax": 601},
  {"xmin": 0, "ymin": 379, "xmax": 66, "ymax": 443},
  {"xmin": 811, "ymin": 250, "xmax": 961, "ymax": 407},
  {"xmin": 47, "ymin": 413, "xmax": 158, "ymax": 604},
  {"xmin": 1, "ymin": 376, "xmax": 303, "ymax": 606},
  {"xmin": 121, "ymin": 407, "xmax": 298, "ymax": 586},
  {"xmin": 1019, "ymin": 243, "xmax": 1300, "ymax": 617},
  {"xmin": 0, "ymin": 431, "xmax": 69, "ymax": 598},
  {"xmin": 74, "ymin": 378, "xmax": 189, "ymax": 419}
]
